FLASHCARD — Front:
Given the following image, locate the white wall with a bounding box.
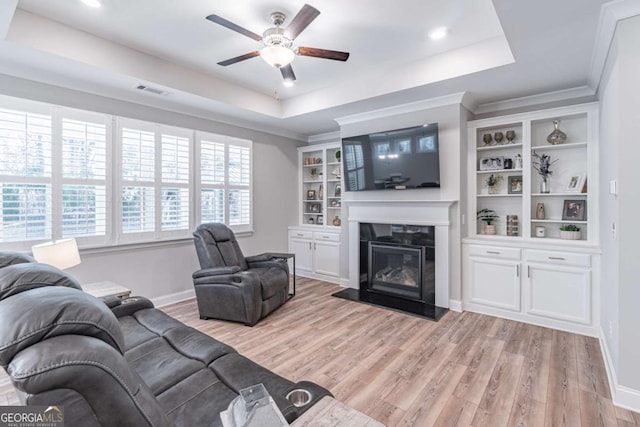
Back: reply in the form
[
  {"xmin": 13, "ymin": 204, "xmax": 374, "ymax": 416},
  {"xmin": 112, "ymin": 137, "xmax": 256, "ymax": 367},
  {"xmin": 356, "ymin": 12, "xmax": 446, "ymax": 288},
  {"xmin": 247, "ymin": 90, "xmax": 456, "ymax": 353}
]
[
  {"xmin": 0, "ymin": 74, "xmax": 303, "ymax": 303},
  {"xmin": 338, "ymin": 103, "xmax": 464, "ymax": 303},
  {"xmin": 598, "ymin": 14, "xmax": 640, "ymax": 409}
]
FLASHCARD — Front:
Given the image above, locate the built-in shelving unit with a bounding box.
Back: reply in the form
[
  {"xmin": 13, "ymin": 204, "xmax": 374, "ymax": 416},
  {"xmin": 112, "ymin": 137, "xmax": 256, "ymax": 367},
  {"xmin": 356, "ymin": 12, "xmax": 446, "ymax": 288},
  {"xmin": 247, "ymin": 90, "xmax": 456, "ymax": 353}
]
[{"xmin": 298, "ymin": 143, "xmax": 342, "ymax": 227}]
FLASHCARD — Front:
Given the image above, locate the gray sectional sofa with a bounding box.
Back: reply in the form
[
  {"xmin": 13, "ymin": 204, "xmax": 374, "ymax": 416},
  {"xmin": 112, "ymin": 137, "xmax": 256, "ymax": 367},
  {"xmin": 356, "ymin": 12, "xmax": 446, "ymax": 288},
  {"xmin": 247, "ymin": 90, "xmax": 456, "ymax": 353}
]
[{"xmin": 0, "ymin": 252, "xmax": 330, "ymax": 426}]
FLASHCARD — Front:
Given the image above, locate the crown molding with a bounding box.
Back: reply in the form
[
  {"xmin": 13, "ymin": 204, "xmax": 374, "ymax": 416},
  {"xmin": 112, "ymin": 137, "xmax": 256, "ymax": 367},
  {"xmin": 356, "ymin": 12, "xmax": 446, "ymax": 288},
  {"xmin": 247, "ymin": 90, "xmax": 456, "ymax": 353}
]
[
  {"xmin": 474, "ymin": 86, "xmax": 596, "ymax": 116},
  {"xmin": 334, "ymin": 92, "xmax": 470, "ymax": 127},
  {"xmin": 307, "ymin": 130, "xmax": 341, "ymax": 144},
  {"xmin": 589, "ymin": 0, "xmax": 640, "ymax": 92}
]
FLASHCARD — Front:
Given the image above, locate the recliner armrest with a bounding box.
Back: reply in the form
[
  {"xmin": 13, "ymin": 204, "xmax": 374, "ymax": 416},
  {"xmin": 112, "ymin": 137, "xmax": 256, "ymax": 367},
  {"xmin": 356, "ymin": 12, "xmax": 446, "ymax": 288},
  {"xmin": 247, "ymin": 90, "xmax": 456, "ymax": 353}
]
[
  {"xmin": 192, "ymin": 266, "xmax": 242, "ymax": 279},
  {"xmin": 110, "ymin": 296, "xmax": 154, "ymax": 318},
  {"xmin": 245, "ymin": 253, "xmax": 274, "ymax": 263}
]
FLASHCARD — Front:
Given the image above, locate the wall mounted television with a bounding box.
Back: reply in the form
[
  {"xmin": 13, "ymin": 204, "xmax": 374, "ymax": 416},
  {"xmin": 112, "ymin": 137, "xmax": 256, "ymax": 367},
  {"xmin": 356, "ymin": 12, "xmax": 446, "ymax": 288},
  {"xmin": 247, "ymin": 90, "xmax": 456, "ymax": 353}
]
[{"xmin": 341, "ymin": 123, "xmax": 440, "ymax": 191}]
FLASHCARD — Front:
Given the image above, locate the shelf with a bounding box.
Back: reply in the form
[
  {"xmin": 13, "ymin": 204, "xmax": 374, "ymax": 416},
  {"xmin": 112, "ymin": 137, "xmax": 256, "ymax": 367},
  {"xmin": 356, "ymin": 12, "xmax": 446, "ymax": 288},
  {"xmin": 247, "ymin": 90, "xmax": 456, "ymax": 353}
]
[
  {"xmin": 531, "ymin": 142, "xmax": 587, "ymax": 151},
  {"xmin": 328, "ymin": 207, "xmax": 341, "ymax": 210},
  {"xmin": 304, "ymin": 200, "xmax": 323, "ymax": 203},
  {"xmin": 303, "ymin": 180, "xmax": 323, "ymax": 184},
  {"xmin": 531, "ymin": 192, "xmax": 588, "ymax": 197},
  {"xmin": 327, "ymin": 179, "xmax": 341, "ymax": 182},
  {"xmin": 477, "ymin": 168, "xmax": 523, "ymax": 175},
  {"xmin": 326, "ymin": 161, "xmax": 340, "ymax": 166},
  {"xmin": 477, "ymin": 194, "xmax": 522, "ymax": 198},
  {"xmin": 476, "ymin": 143, "xmax": 523, "ymax": 152},
  {"xmin": 530, "ymin": 219, "xmax": 588, "ymax": 224}
]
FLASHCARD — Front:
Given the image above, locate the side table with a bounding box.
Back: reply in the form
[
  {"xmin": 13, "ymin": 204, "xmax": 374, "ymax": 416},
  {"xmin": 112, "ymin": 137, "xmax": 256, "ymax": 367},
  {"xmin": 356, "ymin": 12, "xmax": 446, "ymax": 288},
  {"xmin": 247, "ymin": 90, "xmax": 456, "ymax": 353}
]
[
  {"xmin": 82, "ymin": 281, "xmax": 131, "ymax": 299},
  {"xmin": 268, "ymin": 252, "xmax": 296, "ymax": 298}
]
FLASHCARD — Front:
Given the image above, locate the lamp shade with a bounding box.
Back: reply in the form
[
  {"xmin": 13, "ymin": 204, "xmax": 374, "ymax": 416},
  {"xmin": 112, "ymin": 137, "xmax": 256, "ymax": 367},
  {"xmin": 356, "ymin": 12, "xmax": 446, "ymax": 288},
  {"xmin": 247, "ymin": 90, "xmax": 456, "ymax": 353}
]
[
  {"xmin": 259, "ymin": 46, "xmax": 295, "ymax": 68},
  {"xmin": 32, "ymin": 238, "xmax": 81, "ymax": 270}
]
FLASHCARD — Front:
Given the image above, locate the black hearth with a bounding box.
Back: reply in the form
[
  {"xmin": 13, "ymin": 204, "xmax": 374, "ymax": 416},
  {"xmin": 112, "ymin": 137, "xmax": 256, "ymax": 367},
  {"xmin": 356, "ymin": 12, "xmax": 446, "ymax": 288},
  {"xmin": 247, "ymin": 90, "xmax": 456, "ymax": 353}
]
[{"xmin": 333, "ymin": 223, "xmax": 447, "ymax": 321}]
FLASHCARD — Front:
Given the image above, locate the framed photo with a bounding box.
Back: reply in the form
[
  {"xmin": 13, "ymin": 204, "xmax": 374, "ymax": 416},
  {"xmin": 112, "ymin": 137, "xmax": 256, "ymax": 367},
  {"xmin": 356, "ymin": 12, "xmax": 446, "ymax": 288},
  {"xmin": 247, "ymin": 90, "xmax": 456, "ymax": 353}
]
[
  {"xmin": 330, "ymin": 199, "xmax": 341, "ymax": 207},
  {"xmin": 307, "ymin": 203, "xmax": 321, "ymax": 213},
  {"xmin": 316, "ymin": 215, "xmax": 324, "ymax": 225},
  {"xmin": 562, "ymin": 200, "xmax": 587, "ymax": 221},
  {"xmin": 566, "ymin": 173, "xmax": 586, "ymax": 193},
  {"xmin": 479, "ymin": 156, "xmax": 504, "ymax": 171},
  {"xmin": 334, "ymin": 184, "xmax": 341, "ymax": 197},
  {"xmin": 306, "ymin": 189, "xmax": 316, "ymax": 200},
  {"xmin": 508, "ymin": 175, "xmax": 523, "ymax": 194}
]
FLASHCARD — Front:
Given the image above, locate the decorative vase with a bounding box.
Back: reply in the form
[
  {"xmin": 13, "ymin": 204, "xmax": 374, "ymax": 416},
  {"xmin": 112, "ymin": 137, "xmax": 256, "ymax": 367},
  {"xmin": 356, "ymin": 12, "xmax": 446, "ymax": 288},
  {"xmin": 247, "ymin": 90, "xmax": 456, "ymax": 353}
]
[
  {"xmin": 335, "ymin": 149, "xmax": 341, "ymax": 162},
  {"xmin": 505, "ymin": 130, "xmax": 516, "ymax": 144},
  {"xmin": 484, "ymin": 225, "xmax": 496, "ymax": 235},
  {"xmin": 494, "ymin": 132, "xmax": 504, "ymax": 145},
  {"xmin": 560, "ymin": 230, "xmax": 581, "ymax": 240},
  {"xmin": 536, "ymin": 203, "xmax": 545, "ymax": 219},
  {"xmin": 482, "ymin": 133, "xmax": 492, "ymax": 146},
  {"xmin": 540, "ymin": 177, "xmax": 550, "ymax": 193},
  {"xmin": 547, "ymin": 120, "xmax": 567, "ymax": 145},
  {"xmin": 332, "ymin": 216, "xmax": 341, "ymax": 226},
  {"xmin": 488, "ymin": 185, "xmax": 497, "ymax": 195},
  {"xmin": 535, "ymin": 226, "xmax": 546, "ymax": 238}
]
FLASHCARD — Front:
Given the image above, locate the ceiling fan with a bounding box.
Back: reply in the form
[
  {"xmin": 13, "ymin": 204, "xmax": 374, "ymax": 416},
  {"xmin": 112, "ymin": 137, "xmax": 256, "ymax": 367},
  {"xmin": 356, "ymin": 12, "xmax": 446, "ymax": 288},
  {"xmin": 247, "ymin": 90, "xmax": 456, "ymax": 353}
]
[{"xmin": 206, "ymin": 4, "xmax": 350, "ymax": 84}]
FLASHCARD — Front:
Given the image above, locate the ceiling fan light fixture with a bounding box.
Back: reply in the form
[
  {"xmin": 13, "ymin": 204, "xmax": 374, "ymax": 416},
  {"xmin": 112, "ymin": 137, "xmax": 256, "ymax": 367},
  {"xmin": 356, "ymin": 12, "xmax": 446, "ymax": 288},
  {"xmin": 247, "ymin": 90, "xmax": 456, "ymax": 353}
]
[
  {"xmin": 260, "ymin": 45, "xmax": 295, "ymax": 68},
  {"xmin": 283, "ymin": 79, "xmax": 295, "ymax": 87}
]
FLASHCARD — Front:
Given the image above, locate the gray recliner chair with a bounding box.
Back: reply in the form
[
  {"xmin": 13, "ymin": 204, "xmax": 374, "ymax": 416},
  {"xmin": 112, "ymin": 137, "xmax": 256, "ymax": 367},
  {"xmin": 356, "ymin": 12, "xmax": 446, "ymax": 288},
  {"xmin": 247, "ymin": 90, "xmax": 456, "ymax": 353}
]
[{"xmin": 192, "ymin": 223, "xmax": 289, "ymax": 326}]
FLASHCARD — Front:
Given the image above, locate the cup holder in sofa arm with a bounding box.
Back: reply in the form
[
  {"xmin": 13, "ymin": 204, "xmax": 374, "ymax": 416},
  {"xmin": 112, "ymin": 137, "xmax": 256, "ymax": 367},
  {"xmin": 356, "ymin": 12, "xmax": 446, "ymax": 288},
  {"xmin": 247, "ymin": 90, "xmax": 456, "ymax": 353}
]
[
  {"xmin": 281, "ymin": 380, "xmax": 333, "ymax": 421},
  {"xmin": 286, "ymin": 389, "xmax": 312, "ymax": 407}
]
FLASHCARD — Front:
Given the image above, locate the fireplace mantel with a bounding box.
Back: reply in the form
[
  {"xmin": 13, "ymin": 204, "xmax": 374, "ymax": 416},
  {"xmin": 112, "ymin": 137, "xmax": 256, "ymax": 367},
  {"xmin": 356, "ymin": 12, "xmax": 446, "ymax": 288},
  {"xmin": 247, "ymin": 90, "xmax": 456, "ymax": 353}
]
[{"xmin": 344, "ymin": 199, "xmax": 457, "ymax": 308}]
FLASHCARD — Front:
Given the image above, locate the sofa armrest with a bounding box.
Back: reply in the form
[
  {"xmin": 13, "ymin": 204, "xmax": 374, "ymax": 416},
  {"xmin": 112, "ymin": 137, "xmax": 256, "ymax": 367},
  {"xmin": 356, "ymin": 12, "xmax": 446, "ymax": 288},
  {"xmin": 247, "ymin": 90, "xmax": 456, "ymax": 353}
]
[
  {"xmin": 246, "ymin": 255, "xmax": 288, "ymax": 272},
  {"xmin": 110, "ymin": 296, "xmax": 155, "ymax": 318},
  {"xmin": 192, "ymin": 266, "xmax": 242, "ymax": 279}
]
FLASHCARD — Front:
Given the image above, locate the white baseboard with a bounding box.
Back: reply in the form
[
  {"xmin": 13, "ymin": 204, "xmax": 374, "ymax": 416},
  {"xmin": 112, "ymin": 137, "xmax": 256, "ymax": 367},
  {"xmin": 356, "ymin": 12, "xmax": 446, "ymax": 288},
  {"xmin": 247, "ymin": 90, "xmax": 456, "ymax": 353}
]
[
  {"xmin": 599, "ymin": 327, "xmax": 640, "ymax": 412},
  {"xmin": 152, "ymin": 288, "xmax": 195, "ymax": 308},
  {"xmin": 448, "ymin": 299, "xmax": 462, "ymax": 312}
]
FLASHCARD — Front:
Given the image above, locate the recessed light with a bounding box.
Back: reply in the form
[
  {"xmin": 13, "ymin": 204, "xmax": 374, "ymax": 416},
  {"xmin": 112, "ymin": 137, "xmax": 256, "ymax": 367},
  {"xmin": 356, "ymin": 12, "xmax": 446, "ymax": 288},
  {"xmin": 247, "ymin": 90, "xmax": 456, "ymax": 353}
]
[
  {"xmin": 429, "ymin": 27, "xmax": 448, "ymax": 40},
  {"xmin": 80, "ymin": 0, "xmax": 102, "ymax": 8},
  {"xmin": 283, "ymin": 80, "xmax": 295, "ymax": 87}
]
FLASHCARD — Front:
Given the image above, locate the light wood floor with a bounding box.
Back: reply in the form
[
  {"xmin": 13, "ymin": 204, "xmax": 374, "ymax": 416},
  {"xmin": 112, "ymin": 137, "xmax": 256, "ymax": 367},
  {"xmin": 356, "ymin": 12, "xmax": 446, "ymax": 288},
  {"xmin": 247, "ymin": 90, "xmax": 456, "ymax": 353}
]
[{"xmin": 2, "ymin": 278, "xmax": 639, "ymax": 426}]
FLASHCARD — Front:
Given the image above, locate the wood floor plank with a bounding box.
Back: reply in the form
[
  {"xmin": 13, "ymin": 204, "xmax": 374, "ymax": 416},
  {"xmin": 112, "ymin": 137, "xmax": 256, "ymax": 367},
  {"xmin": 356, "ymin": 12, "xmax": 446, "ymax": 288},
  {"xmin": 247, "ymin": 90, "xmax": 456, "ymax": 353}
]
[
  {"xmin": 544, "ymin": 330, "xmax": 581, "ymax": 427},
  {"xmin": 471, "ymin": 351, "xmax": 525, "ymax": 427},
  {"xmin": 579, "ymin": 389, "xmax": 619, "ymax": 427},
  {"xmin": 1, "ymin": 278, "xmax": 639, "ymax": 426}
]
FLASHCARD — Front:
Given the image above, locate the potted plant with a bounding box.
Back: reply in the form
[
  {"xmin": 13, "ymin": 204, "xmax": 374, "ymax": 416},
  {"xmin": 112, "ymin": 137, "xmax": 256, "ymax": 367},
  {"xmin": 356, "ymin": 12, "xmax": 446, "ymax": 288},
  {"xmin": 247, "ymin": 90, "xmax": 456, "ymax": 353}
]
[
  {"xmin": 532, "ymin": 151, "xmax": 558, "ymax": 193},
  {"xmin": 477, "ymin": 208, "xmax": 499, "ymax": 235},
  {"xmin": 559, "ymin": 224, "xmax": 581, "ymax": 240},
  {"xmin": 485, "ymin": 174, "xmax": 503, "ymax": 194}
]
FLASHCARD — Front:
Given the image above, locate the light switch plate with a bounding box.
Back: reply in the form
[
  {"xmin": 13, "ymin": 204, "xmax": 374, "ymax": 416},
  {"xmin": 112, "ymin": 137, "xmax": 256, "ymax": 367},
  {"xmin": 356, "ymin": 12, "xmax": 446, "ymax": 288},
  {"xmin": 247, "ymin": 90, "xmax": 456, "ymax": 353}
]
[{"xmin": 609, "ymin": 180, "xmax": 617, "ymax": 195}]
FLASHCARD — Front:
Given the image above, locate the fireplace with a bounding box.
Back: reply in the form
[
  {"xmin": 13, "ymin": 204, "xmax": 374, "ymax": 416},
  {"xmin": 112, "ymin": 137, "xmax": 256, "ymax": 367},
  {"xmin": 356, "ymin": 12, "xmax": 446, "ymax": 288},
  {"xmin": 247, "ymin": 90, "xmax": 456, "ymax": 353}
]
[{"xmin": 334, "ymin": 221, "xmax": 445, "ymax": 321}]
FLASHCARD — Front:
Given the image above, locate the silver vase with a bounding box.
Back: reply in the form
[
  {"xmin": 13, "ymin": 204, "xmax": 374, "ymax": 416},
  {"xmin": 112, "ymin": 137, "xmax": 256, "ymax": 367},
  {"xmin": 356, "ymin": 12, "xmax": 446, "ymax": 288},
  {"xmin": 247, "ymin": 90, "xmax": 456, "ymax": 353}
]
[{"xmin": 547, "ymin": 120, "xmax": 567, "ymax": 145}]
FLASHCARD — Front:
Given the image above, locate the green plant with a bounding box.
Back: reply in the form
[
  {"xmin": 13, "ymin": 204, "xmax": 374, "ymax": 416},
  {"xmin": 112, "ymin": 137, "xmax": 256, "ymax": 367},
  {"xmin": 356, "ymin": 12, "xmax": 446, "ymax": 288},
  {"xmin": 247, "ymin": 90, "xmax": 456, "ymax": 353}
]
[
  {"xmin": 477, "ymin": 208, "xmax": 499, "ymax": 225},
  {"xmin": 560, "ymin": 224, "xmax": 580, "ymax": 231},
  {"xmin": 485, "ymin": 174, "xmax": 503, "ymax": 187}
]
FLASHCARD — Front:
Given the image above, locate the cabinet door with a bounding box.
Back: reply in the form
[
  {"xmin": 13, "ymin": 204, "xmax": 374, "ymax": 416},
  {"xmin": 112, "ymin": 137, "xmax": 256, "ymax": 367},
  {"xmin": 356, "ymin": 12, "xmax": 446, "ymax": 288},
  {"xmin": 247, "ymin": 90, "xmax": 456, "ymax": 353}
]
[
  {"xmin": 314, "ymin": 240, "xmax": 340, "ymax": 277},
  {"xmin": 468, "ymin": 257, "xmax": 521, "ymax": 311},
  {"xmin": 525, "ymin": 264, "xmax": 591, "ymax": 324},
  {"xmin": 289, "ymin": 238, "xmax": 313, "ymax": 273}
]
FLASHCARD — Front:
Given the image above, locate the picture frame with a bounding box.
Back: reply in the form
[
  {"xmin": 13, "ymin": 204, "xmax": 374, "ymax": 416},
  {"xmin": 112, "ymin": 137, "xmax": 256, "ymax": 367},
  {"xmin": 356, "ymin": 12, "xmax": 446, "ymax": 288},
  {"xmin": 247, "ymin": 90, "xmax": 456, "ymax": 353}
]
[
  {"xmin": 479, "ymin": 156, "xmax": 504, "ymax": 171},
  {"xmin": 316, "ymin": 215, "xmax": 324, "ymax": 225},
  {"xmin": 307, "ymin": 203, "xmax": 321, "ymax": 213},
  {"xmin": 306, "ymin": 189, "xmax": 316, "ymax": 200},
  {"xmin": 508, "ymin": 175, "xmax": 523, "ymax": 194},
  {"xmin": 566, "ymin": 173, "xmax": 586, "ymax": 193},
  {"xmin": 334, "ymin": 184, "xmax": 341, "ymax": 197},
  {"xmin": 562, "ymin": 200, "xmax": 587, "ymax": 221},
  {"xmin": 330, "ymin": 199, "xmax": 341, "ymax": 207}
]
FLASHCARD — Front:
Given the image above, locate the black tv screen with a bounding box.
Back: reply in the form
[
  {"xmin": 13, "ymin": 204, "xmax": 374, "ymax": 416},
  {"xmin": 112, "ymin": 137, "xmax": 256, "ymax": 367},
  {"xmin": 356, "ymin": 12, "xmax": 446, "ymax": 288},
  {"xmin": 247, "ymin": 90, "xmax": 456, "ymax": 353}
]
[{"xmin": 341, "ymin": 123, "xmax": 440, "ymax": 191}]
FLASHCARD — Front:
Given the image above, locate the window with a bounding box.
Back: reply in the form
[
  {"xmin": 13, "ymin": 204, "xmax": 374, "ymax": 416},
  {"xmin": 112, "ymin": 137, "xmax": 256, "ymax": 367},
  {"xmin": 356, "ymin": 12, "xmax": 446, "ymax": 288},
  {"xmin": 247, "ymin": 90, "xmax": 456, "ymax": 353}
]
[
  {"xmin": 197, "ymin": 132, "xmax": 252, "ymax": 233},
  {"xmin": 117, "ymin": 119, "xmax": 193, "ymax": 240},
  {"xmin": 0, "ymin": 95, "xmax": 253, "ymax": 250}
]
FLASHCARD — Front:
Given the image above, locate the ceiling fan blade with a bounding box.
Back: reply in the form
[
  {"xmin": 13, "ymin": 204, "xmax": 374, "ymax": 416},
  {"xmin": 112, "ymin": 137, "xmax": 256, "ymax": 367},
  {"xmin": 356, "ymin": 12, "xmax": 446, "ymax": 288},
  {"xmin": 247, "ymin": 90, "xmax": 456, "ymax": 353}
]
[
  {"xmin": 217, "ymin": 51, "xmax": 260, "ymax": 66},
  {"xmin": 297, "ymin": 47, "xmax": 350, "ymax": 62},
  {"xmin": 280, "ymin": 64, "xmax": 296, "ymax": 82},
  {"xmin": 285, "ymin": 4, "xmax": 320, "ymax": 39},
  {"xmin": 206, "ymin": 15, "xmax": 262, "ymax": 41}
]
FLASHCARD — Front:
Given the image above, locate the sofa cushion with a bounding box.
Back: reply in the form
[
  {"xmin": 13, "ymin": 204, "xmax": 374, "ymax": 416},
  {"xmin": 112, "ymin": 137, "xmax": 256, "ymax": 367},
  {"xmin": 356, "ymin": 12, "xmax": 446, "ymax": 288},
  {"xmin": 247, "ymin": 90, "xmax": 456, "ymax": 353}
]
[
  {"xmin": 0, "ymin": 251, "xmax": 35, "ymax": 269},
  {"xmin": 0, "ymin": 286, "xmax": 124, "ymax": 367},
  {"xmin": 0, "ymin": 263, "xmax": 81, "ymax": 301}
]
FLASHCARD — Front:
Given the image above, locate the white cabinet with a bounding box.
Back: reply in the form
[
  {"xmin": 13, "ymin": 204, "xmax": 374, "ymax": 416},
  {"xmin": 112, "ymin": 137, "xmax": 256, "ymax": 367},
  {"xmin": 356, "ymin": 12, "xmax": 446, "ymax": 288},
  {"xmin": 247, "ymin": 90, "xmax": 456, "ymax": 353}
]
[
  {"xmin": 288, "ymin": 227, "xmax": 341, "ymax": 284},
  {"xmin": 463, "ymin": 242, "xmax": 597, "ymax": 335},
  {"xmin": 466, "ymin": 245, "xmax": 521, "ymax": 312}
]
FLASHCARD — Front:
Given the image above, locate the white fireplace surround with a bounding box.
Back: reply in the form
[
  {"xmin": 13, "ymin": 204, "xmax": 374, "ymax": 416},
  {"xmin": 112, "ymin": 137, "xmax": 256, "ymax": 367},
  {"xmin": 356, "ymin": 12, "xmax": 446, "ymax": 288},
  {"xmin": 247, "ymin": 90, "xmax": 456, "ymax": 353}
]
[{"xmin": 345, "ymin": 199, "xmax": 457, "ymax": 308}]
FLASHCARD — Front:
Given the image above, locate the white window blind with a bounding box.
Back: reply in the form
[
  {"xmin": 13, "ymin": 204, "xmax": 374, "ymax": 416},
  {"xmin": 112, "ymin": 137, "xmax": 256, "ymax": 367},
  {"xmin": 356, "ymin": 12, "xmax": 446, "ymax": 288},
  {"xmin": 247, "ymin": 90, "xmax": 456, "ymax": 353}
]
[
  {"xmin": 160, "ymin": 133, "xmax": 190, "ymax": 232},
  {"xmin": 121, "ymin": 126, "xmax": 155, "ymax": 234},
  {"xmin": 197, "ymin": 133, "xmax": 252, "ymax": 232},
  {"xmin": 0, "ymin": 107, "xmax": 52, "ymax": 242},
  {"xmin": 61, "ymin": 117, "xmax": 107, "ymax": 240}
]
